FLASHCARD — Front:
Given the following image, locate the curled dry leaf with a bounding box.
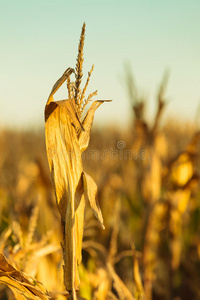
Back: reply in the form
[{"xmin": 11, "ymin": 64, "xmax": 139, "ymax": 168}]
[
  {"xmin": 0, "ymin": 252, "xmax": 49, "ymax": 300},
  {"xmin": 45, "ymin": 69, "xmax": 109, "ymax": 293}
]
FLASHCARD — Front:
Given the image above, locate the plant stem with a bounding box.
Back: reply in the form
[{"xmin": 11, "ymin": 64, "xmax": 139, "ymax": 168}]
[
  {"xmin": 69, "ymin": 290, "xmax": 77, "ymax": 300},
  {"xmin": 71, "ymin": 192, "xmax": 77, "ymax": 298}
]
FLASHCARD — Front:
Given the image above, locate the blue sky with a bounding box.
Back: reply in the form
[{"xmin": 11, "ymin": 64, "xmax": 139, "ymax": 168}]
[{"xmin": 0, "ymin": 0, "xmax": 200, "ymax": 128}]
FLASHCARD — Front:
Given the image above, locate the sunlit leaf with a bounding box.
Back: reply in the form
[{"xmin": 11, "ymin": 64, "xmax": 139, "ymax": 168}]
[
  {"xmin": 0, "ymin": 252, "xmax": 49, "ymax": 300},
  {"xmin": 83, "ymin": 172, "xmax": 105, "ymax": 229}
]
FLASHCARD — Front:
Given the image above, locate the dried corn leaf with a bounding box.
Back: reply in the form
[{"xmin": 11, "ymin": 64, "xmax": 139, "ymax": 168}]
[
  {"xmin": 0, "ymin": 252, "xmax": 49, "ymax": 300},
  {"xmin": 107, "ymin": 263, "xmax": 136, "ymax": 300},
  {"xmin": 83, "ymin": 172, "xmax": 105, "ymax": 229},
  {"xmin": 133, "ymin": 256, "xmax": 144, "ymax": 300},
  {"xmin": 78, "ymin": 100, "xmax": 106, "ymax": 151},
  {"xmin": 49, "ymin": 68, "xmax": 74, "ymax": 100}
]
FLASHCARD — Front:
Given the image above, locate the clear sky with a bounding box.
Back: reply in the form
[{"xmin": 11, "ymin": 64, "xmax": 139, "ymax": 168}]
[{"xmin": 0, "ymin": 0, "xmax": 200, "ymax": 129}]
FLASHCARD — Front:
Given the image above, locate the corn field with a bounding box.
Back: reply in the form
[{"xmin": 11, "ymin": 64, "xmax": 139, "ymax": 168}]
[{"xmin": 0, "ymin": 24, "xmax": 200, "ymax": 300}]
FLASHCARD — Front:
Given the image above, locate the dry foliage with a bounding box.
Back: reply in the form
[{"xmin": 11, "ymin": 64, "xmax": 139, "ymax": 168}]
[
  {"xmin": 0, "ymin": 252, "xmax": 49, "ymax": 300},
  {"xmin": 45, "ymin": 23, "xmax": 109, "ymax": 298}
]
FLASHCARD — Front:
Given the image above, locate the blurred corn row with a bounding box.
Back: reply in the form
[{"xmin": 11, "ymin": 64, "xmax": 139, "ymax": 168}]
[{"xmin": 0, "ymin": 72, "xmax": 200, "ymax": 299}]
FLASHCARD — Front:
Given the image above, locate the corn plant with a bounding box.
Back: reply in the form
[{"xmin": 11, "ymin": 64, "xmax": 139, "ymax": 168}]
[{"xmin": 45, "ymin": 23, "xmax": 109, "ymax": 299}]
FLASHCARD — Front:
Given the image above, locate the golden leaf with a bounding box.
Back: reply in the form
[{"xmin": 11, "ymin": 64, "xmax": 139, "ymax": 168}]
[
  {"xmin": 78, "ymin": 101, "xmax": 105, "ymax": 152},
  {"xmin": 0, "ymin": 252, "xmax": 49, "ymax": 300},
  {"xmin": 83, "ymin": 172, "xmax": 105, "ymax": 229}
]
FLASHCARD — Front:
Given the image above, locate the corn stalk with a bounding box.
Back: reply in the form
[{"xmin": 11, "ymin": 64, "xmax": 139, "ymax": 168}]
[{"xmin": 45, "ymin": 24, "xmax": 109, "ymax": 299}]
